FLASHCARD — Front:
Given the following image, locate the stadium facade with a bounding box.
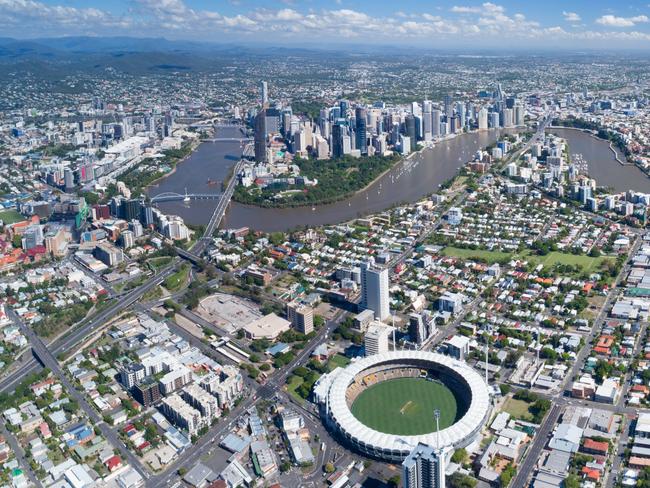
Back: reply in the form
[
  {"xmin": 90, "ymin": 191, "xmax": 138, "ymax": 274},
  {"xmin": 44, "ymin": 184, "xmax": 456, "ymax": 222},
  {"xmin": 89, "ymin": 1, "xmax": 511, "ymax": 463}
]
[{"xmin": 313, "ymin": 350, "xmax": 491, "ymax": 462}]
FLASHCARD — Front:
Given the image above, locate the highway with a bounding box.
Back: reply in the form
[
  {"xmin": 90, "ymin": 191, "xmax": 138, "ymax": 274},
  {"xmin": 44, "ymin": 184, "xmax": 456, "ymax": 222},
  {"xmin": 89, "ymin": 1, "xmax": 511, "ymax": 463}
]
[
  {"xmin": 0, "ymin": 263, "xmax": 180, "ymax": 393},
  {"xmin": 7, "ymin": 309, "xmax": 150, "ymax": 480}
]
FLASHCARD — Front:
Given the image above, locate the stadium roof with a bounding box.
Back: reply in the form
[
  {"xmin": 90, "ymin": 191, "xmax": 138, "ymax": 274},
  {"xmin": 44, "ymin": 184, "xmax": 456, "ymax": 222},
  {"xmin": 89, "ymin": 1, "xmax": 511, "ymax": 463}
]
[{"xmin": 325, "ymin": 350, "xmax": 491, "ymax": 455}]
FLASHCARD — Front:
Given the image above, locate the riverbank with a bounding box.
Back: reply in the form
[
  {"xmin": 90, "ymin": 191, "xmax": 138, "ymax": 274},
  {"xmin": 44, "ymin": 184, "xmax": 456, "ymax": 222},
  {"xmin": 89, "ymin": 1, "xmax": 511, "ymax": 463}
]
[
  {"xmin": 221, "ymin": 129, "xmax": 503, "ymax": 231},
  {"xmin": 145, "ymin": 138, "xmax": 202, "ymax": 190},
  {"xmin": 548, "ymin": 125, "xmax": 629, "ymax": 166},
  {"xmin": 232, "ymin": 130, "xmax": 483, "ymax": 210},
  {"xmin": 548, "ymin": 127, "xmax": 650, "ymax": 194},
  {"xmin": 233, "ymin": 153, "xmax": 401, "ymax": 209}
]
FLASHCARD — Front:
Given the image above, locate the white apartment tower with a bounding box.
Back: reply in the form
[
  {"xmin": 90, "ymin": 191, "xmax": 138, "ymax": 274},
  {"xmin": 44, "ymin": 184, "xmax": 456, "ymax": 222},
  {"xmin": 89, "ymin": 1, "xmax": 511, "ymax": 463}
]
[
  {"xmin": 361, "ymin": 261, "xmax": 390, "ymax": 321},
  {"xmin": 402, "ymin": 443, "xmax": 445, "ymax": 488}
]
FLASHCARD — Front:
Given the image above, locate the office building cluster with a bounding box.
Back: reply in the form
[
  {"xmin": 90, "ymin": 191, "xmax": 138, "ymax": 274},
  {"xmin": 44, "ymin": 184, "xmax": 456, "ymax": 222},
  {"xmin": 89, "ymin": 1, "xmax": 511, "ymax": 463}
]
[{"xmin": 242, "ymin": 82, "xmax": 526, "ymax": 187}]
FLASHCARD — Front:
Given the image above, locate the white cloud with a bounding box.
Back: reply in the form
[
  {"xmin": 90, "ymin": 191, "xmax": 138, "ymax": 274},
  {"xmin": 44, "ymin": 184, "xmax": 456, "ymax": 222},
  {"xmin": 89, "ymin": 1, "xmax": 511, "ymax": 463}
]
[
  {"xmin": 596, "ymin": 14, "xmax": 649, "ymax": 27},
  {"xmin": 451, "ymin": 2, "xmax": 504, "ymax": 15},
  {"xmin": 2, "ymin": 0, "xmax": 650, "ymax": 47},
  {"xmin": 562, "ymin": 11, "xmax": 581, "ymax": 22}
]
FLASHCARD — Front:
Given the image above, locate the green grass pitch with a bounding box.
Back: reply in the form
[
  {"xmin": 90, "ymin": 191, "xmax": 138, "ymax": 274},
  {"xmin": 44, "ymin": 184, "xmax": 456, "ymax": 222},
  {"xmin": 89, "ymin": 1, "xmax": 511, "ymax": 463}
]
[{"xmin": 351, "ymin": 377, "xmax": 459, "ymax": 435}]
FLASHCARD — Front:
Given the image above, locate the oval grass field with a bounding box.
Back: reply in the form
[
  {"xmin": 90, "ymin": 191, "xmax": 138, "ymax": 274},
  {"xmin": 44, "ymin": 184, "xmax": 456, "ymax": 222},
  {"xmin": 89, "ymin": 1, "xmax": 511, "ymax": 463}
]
[{"xmin": 350, "ymin": 377, "xmax": 459, "ymax": 435}]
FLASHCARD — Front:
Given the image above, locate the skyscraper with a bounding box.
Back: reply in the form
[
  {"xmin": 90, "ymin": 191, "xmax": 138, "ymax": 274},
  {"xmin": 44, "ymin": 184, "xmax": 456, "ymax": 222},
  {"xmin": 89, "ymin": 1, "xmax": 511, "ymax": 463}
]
[
  {"xmin": 478, "ymin": 108, "xmax": 488, "ymax": 131},
  {"xmin": 254, "ymin": 109, "xmax": 267, "ymax": 163},
  {"xmin": 423, "ymin": 101, "xmax": 433, "ymax": 141},
  {"xmin": 443, "ymin": 94, "xmax": 453, "ymax": 118},
  {"xmin": 332, "ymin": 122, "xmax": 345, "ymax": 158},
  {"xmin": 402, "ymin": 443, "xmax": 445, "ymax": 488},
  {"xmin": 514, "ymin": 103, "xmax": 525, "ymax": 126},
  {"xmin": 339, "ymin": 100, "xmax": 349, "ymax": 117},
  {"xmin": 355, "ymin": 107, "xmax": 367, "ymax": 155},
  {"xmin": 432, "ymin": 110, "xmax": 441, "ymax": 138},
  {"xmin": 360, "ymin": 261, "xmax": 389, "ymax": 321},
  {"xmin": 261, "ymin": 81, "xmax": 268, "ymax": 106},
  {"xmin": 405, "ymin": 115, "xmax": 417, "ymax": 152}
]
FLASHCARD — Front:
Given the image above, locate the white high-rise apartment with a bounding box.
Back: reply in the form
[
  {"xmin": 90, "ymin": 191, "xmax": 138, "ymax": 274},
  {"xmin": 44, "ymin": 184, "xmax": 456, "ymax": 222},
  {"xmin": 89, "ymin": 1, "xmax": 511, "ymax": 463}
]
[
  {"xmin": 261, "ymin": 81, "xmax": 268, "ymax": 106},
  {"xmin": 364, "ymin": 321, "xmax": 393, "ymax": 356},
  {"xmin": 402, "ymin": 443, "xmax": 445, "ymax": 488},
  {"xmin": 361, "ymin": 261, "xmax": 389, "ymax": 321},
  {"xmin": 478, "ymin": 108, "xmax": 488, "ymax": 131}
]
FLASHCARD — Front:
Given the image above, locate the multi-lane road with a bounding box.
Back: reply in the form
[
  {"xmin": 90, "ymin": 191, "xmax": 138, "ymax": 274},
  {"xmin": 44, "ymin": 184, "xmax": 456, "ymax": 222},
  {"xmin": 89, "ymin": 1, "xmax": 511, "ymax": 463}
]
[
  {"xmin": 511, "ymin": 233, "xmax": 642, "ymax": 488},
  {"xmin": 0, "ymin": 263, "xmax": 181, "ymax": 393},
  {"xmin": 7, "ymin": 309, "xmax": 150, "ymax": 480}
]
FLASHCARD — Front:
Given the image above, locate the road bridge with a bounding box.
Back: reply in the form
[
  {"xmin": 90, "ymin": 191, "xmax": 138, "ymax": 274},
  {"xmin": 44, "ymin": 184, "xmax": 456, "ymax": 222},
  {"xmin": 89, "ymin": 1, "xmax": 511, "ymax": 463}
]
[{"xmin": 150, "ymin": 192, "xmax": 222, "ymax": 203}]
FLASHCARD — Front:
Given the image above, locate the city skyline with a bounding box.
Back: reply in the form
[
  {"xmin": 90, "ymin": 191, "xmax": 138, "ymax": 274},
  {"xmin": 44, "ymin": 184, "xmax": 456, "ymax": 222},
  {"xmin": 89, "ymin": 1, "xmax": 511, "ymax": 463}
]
[{"xmin": 4, "ymin": 1, "xmax": 650, "ymax": 49}]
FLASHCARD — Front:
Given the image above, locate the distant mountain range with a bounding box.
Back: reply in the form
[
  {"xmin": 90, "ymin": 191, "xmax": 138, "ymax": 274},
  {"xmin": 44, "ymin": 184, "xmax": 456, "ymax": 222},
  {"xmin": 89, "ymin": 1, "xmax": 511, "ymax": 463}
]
[
  {"xmin": 0, "ymin": 36, "xmax": 643, "ymax": 79},
  {"xmin": 0, "ymin": 36, "xmax": 347, "ymax": 59},
  {"xmin": 0, "ymin": 36, "xmax": 344, "ymax": 77}
]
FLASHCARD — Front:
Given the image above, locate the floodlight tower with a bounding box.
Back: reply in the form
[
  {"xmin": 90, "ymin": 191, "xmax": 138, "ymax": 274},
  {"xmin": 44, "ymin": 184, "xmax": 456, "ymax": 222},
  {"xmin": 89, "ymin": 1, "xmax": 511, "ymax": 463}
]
[
  {"xmin": 484, "ymin": 341, "xmax": 489, "ymax": 386},
  {"xmin": 434, "ymin": 409, "xmax": 441, "ymax": 450}
]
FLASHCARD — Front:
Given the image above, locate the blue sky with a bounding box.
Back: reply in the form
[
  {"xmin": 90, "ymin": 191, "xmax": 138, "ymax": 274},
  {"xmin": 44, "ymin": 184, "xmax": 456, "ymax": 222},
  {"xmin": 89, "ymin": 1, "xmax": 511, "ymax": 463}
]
[{"xmin": 4, "ymin": 0, "xmax": 650, "ymax": 49}]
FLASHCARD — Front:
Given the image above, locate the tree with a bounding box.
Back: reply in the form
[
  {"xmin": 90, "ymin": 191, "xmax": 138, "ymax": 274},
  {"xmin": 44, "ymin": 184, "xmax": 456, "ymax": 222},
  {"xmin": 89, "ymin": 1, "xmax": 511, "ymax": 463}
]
[
  {"xmin": 144, "ymin": 424, "xmax": 158, "ymax": 443},
  {"xmin": 500, "ymin": 463, "xmax": 516, "ymax": 487},
  {"xmin": 324, "ymin": 463, "xmax": 335, "ymax": 474},
  {"xmin": 451, "ymin": 448, "xmax": 467, "ymax": 464},
  {"xmin": 564, "ymin": 474, "xmax": 580, "ymax": 488},
  {"xmin": 449, "ymin": 473, "xmax": 477, "ymax": 488},
  {"xmin": 387, "ymin": 475, "xmax": 400, "ymax": 487}
]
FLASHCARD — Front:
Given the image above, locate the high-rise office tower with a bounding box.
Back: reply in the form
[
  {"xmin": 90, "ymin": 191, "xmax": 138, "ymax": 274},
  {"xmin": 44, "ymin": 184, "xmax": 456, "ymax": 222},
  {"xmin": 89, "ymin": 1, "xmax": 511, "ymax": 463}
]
[
  {"xmin": 403, "ymin": 443, "xmax": 445, "ymax": 488},
  {"xmin": 360, "ymin": 261, "xmax": 389, "ymax": 321},
  {"xmin": 443, "ymin": 94, "xmax": 453, "ymax": 118},
  {"xmin": 489, "ymin": 112, "xmax": 500, "ymax": 128},
  {"xmin": 332, "ymin": 122, "xmax": 344, "ymax": 158},
  {"xmin": 514, "ymin": 103, "xmax": 525, "ymax": 126},
  {"xmin": 339, "ymin": 100, "xmax": 349, "ymax": 117},
  {"xmin": 478, "ymin": 108, "xmax": 488, "ymax": 131},
  {"xmin": 355, "ymin": 107, "xmax": 367, "ymax": 155},
  {"xmin": 319, "ymin": 108, "xmax": 330, "ymax": 139},
  {"xmin": 405, "ymin": 114, "xmax": 417, "ymax": 152},
  {"xmin": 423, "ymin": 101, "xmax": 433, "ymax": 141},
  {"xmin": 254, "ymin": 109, "xmax": 267, "ymax": 163},
  {"xmin": 502, "ymin": 108, "xmax": 514, "ymax": 128},
  {"xmin": 261, "ymin": 81, "xmax": 268, "ymax": 106},
  {"xmin": 264, "ymin": 108, "xmax": 281, "ymax": 135},
  {"xmin": 495, "ymin": 83, "xmax": 505, "ymax": 102},
  {"xmin": 432, "ymin": 110, "xmax": 441, "ymax": 138}
]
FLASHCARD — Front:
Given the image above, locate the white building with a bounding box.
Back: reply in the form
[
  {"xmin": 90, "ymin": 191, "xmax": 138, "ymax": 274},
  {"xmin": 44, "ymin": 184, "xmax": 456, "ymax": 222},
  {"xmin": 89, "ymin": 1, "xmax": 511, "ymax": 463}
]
[
  {"xmin": 402, "ymin": 443, "xmax": 445, "ymax": 488},
  {"xmin": 161, "ymin": 393, "xmax": 204, "ymax": 434},
  {"xmin": 365, "ymin": 321, "xmax": 393, "ymax": 356},
  {"xmin": 361, "ymin": 261, "xmax": 390, "ymax": 321}
]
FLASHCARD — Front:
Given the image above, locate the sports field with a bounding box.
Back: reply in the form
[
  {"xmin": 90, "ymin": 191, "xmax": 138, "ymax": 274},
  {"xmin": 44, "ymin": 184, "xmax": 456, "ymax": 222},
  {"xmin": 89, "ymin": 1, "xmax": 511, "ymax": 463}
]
[{"xmin": 351, "ymin": 377, "xmax": 459, "ymax": 435}]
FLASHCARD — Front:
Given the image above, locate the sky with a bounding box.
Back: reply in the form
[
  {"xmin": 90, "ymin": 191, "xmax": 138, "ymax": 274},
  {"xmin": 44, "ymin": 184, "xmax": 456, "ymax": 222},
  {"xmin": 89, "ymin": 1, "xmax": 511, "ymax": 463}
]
[{"xmin": 4, "ymin": 0, "xmax": 650, "ymax": 49}]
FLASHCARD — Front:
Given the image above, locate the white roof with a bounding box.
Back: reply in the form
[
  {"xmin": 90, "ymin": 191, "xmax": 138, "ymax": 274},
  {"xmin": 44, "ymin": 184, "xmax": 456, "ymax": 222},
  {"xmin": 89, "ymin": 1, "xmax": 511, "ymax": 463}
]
[
  {"xmin": 243, "ymin": 313, "xmax": 291, "ymax": 339},
  {"xmin": 325, "ymin": 350, "xmax": 491, "ymax": 455}
]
